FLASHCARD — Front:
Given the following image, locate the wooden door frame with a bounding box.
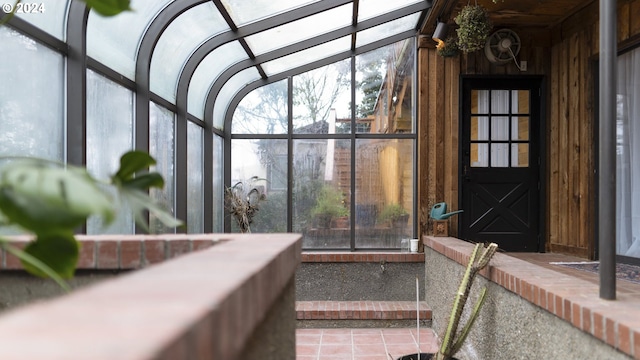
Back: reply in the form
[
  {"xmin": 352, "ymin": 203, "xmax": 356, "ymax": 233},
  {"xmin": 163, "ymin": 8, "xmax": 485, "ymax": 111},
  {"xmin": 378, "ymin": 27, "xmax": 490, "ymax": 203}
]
[{"xmin": 457, "ymin": 75, "xmax": 547, "ymax": 252}]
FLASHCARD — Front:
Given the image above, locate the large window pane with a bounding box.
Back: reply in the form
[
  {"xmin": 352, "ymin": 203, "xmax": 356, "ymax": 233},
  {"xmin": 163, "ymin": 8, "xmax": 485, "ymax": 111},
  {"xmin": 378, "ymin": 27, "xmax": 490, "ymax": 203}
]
[
  {"xmin": 0, "ymin": 28, "xmax": 64, "ymax": 160},
  {"xmin": 356, "ymin": 39, "xmax": 415, "ymax": 134},
  {"xmin": 187, "ymin": 122, "xmax": 204, "ymax": 233},
  {"xmin": 212, "ymin": 135, "xmax": 224, "ymax": 232},
  {"xmin": 293, "ymin": 61, "xmax": 351, "ymax": 134},
  {"xmin": 616, "ymin": 47, "xmax": 640, "ymax": 259},
  {"xmin": 86, "ymin": 70, "xmax": 134, "ymax": 234},
  {"xmin": 231, "ymin": 139, "xmax": 287, "ymax": 233},
  {"xmin": 149, "ymin": 102, "xmax": 176, "ymax": 233},
  {"xmin": 293, "ymin": 139, "xmax": 351, "ymax": 249},
  {"xmin": 87, "ymin": 0, "xmax": 173, "ymax": 79},
  {"xmin": 355, "ymin": 139, "xmax": 414, "ymax": 249},
  {"xmin": 232, "ymin": 80, "xmax": 288, "ymax": 135}
]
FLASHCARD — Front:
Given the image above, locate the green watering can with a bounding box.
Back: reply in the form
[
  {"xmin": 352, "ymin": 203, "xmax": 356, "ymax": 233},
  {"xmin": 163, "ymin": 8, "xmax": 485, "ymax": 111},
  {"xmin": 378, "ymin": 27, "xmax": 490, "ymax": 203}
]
[{"xmin": 430, "ymin": 202, "xmax": 463, "ymax": 220}]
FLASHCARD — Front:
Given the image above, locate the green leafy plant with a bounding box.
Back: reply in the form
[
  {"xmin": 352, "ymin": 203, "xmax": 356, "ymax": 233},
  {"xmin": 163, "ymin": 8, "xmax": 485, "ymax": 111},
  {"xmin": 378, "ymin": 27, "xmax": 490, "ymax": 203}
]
[
  {"xmin": 0, "ymin": 151, "xmax": 182, "ymax": 290},
  {"xmin": 437, "ymin": 35, "xmax": 460, "ymax": 58},
  {"xmin": 454, "ymin": 4, "xmax": 492, "ymax": 53},
  {"xmin": 225, "ymin": 176, "xmax": 267, "ymax": 233},
  {"xmin": 378, "ymin": 203, "xmax": 408, "ymax": 224},
  {"xmin": 310, "ymin": 185, "xmax": 348, "ymax": 228}
]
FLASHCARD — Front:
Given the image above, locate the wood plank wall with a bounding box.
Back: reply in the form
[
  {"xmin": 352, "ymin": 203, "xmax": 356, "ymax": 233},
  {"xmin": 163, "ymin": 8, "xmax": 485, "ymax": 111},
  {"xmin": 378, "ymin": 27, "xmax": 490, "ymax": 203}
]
[
  {"xmin": 546, "ymin": 0, "xmax": 640, "ymax": 257},
  {"xmin": 417, "ymin": 0, "xmax": 640, "ymax": 257},
  {"xmin": 417, "ymin": 36, "xmax": 460, "ymax": 237}
]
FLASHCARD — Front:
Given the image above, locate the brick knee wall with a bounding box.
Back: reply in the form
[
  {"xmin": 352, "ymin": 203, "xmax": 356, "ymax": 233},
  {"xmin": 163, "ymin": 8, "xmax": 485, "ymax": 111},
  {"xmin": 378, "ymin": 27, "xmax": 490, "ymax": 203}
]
[{"xmin": 0, "ymin": 233, "xmax": 302, "ymax": 360}]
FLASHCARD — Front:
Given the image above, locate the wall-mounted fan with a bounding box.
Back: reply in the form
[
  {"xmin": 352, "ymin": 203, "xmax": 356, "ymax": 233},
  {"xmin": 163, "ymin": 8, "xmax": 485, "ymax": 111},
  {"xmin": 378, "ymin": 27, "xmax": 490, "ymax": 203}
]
[{"xmin": 484, "ymin": 29, "xmax": 523, "ymax": 69}]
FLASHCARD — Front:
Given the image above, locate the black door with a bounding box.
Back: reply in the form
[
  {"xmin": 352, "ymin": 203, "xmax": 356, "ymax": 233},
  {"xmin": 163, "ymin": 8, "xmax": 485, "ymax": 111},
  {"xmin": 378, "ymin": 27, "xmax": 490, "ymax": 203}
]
[{"xmin": 459, "ymin": 77, "xmax": 542, "ymax": 252}]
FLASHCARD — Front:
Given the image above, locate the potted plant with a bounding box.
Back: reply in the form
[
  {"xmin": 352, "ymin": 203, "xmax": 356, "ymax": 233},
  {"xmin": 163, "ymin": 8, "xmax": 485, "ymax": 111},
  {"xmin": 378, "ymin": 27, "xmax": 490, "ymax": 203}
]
[
  {"xmin": 225, "ymin": 176, "xmax": 266, "ymax": 233},
  {"xmin": 310, "ymin": 185, "xmax": 348, "ymax": 229},
  {"xmin": 437, "ymin": 34, "xmax": 460, "ymax": 58},
  {"xmin": 397, "ymin": 242, "xmax": 498, "ymax": 360},
  {"xmin": 454, "ymin": 4, "xmax": 492, "ymax": 53},
  {"xmin": 378, "ymin": 203, "xmax": 409, "ymax": 228}
]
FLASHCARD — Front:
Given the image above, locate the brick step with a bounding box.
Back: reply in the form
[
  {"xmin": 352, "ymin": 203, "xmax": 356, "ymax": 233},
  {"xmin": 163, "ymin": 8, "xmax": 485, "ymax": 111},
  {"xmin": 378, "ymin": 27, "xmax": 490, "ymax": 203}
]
[{"xmin": 296, "ymin": 301, "xmax": 432, "ymax": 329}]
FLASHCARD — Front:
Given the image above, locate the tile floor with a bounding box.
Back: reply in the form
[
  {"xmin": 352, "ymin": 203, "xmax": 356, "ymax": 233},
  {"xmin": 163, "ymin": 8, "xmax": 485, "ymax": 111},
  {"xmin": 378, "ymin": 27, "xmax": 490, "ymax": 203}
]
[{"xmin": 296, "ymin": 328, "xmax": 439, "ymax": 360}]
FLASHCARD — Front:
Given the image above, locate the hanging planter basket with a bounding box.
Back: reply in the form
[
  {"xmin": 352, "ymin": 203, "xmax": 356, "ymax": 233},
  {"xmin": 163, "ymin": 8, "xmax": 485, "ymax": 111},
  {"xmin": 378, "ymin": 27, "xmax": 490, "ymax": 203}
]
[{"xmin": 454, "ymin": 4, "xmax": 492, "ymax": 53}]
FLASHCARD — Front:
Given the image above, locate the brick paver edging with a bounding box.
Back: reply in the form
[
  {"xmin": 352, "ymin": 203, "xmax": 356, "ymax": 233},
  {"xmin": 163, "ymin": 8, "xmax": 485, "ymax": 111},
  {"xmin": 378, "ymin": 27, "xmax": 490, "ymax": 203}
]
[
  {"xmin": 0, "ymin": 233, "xmax": 302, "ymax": 360},
  {"xmin": 424, "ymin": 236, "xmax": 640, "ymax": 360}
]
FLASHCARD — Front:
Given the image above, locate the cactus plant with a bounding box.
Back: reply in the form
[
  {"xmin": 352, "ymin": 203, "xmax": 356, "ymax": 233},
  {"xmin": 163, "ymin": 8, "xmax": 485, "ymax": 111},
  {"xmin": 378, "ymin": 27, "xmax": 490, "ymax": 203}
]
[{"xmin": 435, "ymin": 242, "xmax": 498, "ymax": 360}]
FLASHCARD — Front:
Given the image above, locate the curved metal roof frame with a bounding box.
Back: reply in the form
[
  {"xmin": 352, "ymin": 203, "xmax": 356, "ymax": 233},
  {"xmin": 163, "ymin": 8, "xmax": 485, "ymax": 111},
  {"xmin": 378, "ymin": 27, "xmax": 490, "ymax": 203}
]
[
  {"xmin": 134, "ymin": 0, "xmax": 431, "ymax": 129},
  {"xmin": 131, "ymin": 1, "xmax": 430, "ymax": 230},
  {"xmin": 206, "ymin": 2, "xmax": 428, "ymax": 130}
]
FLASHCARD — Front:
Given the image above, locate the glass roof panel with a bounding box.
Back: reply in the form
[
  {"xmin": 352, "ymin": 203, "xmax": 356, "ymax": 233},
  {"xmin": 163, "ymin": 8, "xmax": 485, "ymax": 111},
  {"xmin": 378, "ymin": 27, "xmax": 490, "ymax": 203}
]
[
  {"xmin": 262, "ymin": 36, "xmax": 351, "ymax": 76},
  {"xmin": 355, "ymin": 13, "xmax": 420, "ymax": 48},
  {"xmin": 188, "ymin": 41, "xmax": 248, "ymax": 119},
  {"xmin": 150, "ymin": 2, "xmax": 229, "ymax": 103},
  {"xmin": 14, "ymin": 0, "xmax": 69, "ymax": 40},
  {"xmin": 213, "ymin": 68, "xmax": 261, "ymax": 130},
  {"xmin": 221, "ymin": 0, "xmax": 320, "ymax": 26},
  {"xmin": 87, "ymin": 0, "xmax": 174, "ymax": 79},
  {"xmin": 357, "ymin": 0, "xmax": 423, "ymax": 22},
  {"xmin": 244, "ymin": 4, "xmax": 352, "ymax": 56}
]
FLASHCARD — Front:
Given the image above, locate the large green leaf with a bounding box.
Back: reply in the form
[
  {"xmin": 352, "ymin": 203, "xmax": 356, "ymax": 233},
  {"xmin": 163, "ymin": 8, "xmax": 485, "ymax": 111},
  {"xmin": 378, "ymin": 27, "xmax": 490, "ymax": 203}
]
[
  {"xmin": 0, "ymin": 160, "xmax": 114, "ymax": 233},
  {"xmin": 119, "ymin": 187, "xmax": 183, "ymax": 233},
  {"xmin": 121, "ymin": 172, "xmax": 164, "ymax": 191},
  {"xmin": 82, "ymin": 0, "xmax": 131, "ymax": 17},
  {"xmin": 113, "ymin": 151, "xmax": 156, "ymax": 183},
  {"xmin": 22, "ymin": 232, "xmax": 79, "ymax": 279},
  {"xmin": 1, "ymin": 238, "xmax": 70, "ymax": 291}
]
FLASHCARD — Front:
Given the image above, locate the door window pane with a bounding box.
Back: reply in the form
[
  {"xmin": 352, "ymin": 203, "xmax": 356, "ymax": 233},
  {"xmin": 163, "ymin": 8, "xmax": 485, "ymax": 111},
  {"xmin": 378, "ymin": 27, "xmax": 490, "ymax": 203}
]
[
  {"xmin": 511, "ymin": 144, "xmax": 529, "ymax": 167},
  {"xmin": 491, "ymin": 116, "xmax": 509, "ymax": 140},
  {"xmin": 513, "ymin": 90, "xmax": 529, "ymax": 114},
  {"xmin": 512, "ymin": 117, "xmax": 529, "ymax": 140},
  {"xmin": 472, "ymin": 90, "xmax": 489, "ymax": 114},
  {"xmin": 491, "ymin": 90, "xmax": 510, "ymax": 114},
  {"xmin": 470, "ymin": 143, "xmax": 488, "ymax": 167},
  {"xmin": 491, "ymin": 144, "xmax": 509, "ymax": 167},
  {"xmin": 471, "ymin": 117, "xmax": 488, "ymax": 140}
]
